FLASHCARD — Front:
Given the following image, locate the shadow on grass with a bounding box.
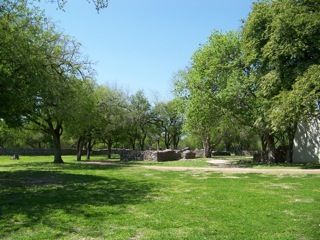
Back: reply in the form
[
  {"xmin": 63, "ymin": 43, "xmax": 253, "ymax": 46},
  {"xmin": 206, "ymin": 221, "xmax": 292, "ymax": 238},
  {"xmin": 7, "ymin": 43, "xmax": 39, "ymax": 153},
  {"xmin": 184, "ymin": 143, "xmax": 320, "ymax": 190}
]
[
  {"xmin": 235, "ymin": 160, "xmax": 320, "ymax": 169},
  {"xmin": 0, "ymin": 170, "xmax": 155, "ymax": 237},
  {"xmin": 0, "ymin": 160, "xmax": 132, "ymax": 171}
]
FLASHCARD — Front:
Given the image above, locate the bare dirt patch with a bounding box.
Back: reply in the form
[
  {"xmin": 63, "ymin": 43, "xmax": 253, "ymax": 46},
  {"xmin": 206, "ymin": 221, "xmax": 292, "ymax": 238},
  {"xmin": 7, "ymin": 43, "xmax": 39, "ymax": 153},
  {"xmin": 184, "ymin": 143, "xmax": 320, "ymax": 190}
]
[
  {"xmin": 81, "ymin": 161, "xmax": 320, "ymax": 175},
  {"xmin": 141, "ymin": 166, "xmax": 320, "ymax": 175}
]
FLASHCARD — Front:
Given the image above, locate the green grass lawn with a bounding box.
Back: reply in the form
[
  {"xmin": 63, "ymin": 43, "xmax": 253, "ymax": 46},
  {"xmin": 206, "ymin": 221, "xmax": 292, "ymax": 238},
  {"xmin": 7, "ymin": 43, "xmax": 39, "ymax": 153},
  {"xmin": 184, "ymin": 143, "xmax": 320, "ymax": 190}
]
[{"xmin": 0, "ymin": 156, "xmax": 319, "ymax": 239}]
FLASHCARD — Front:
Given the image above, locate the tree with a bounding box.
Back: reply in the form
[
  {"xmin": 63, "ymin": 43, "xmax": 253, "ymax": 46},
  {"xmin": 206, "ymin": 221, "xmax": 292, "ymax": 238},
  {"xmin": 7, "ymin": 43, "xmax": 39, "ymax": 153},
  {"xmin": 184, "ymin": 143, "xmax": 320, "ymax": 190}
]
[
  {"xmin": 64, "ymin": 79, "xmax": 97, "ymax": 161},
  {"xmin": 50, "ymin": 0, "xmax": 109, "ymax": 12},
  {"xmin": 127, "ymin": 91, "xmax": 153, "ymax": 150},
  {"xmin": 1, "ymin": 0, "xmax": 109, "ymax": 12},
  {"xmin": 1, "ymin": 2, "xmax": 93, "ymax": 163},
  {"xmin": 153, "ymin": 100, "xmax": 183, "ymax": 149},
  {"xmin": 95, "ymin": 86, "xmax": 128, "ymax": 158},
  {"xmin": 175, "ymin": 28, "xmax": 278, "ymax": 158},
  {"xmin": 0, "ymin": 1, "xmax": 48, "ymax": 126},
  {"xmin": 0, "ymin": 121, "xmax": 51, "ymax": 148},
  {"xmin": 242, "ymin": 0, "xmax": 320, "ymax": 162},
  {"xmin": 0, "ymin": 0, "xmax": 107, "ymax": 127},
  {"xmin": 175, "ymin": 32, "xmax": 250, "ymax": 157},
  {"xmin": 174, "ymin": 69, "xmax": 222, "ymax": 157},
  {"xmin": 29, "ymin": 77, "xmax": 93, "ymax": 164}
]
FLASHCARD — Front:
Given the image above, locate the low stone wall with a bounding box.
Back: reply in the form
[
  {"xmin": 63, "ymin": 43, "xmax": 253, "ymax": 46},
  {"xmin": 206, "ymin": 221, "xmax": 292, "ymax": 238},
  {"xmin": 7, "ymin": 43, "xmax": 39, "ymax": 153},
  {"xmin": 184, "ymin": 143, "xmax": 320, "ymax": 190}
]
[
  {"xmin": 182, "ymin": 150, "xmax": 196, "ymax": 159},
  {"xmin": 0, "ymin": 147, "xmax": 198, "ymax": 162},
  {"xmin": 0, "ymin": 148, "xmax": 77, "ymax": 156},
  {"xmin": 121, "ymin": 149, "xmax": 195, "ymax": 161},
  {"xmin": 120, "ymin": 150, "xmax": 144, "ymax": 161},
  {"xmin": 153, "ymin": 149, "xmax": 181, "ymax": 161},
  {"xmin": 143, "ymin": 150, "xmax": 157, "ymax": 161},
  {"xmin": 0, "ymin": 148, "xmax": 129, "ymax": 157},
  {"xmin": 194, "ymin": 149, "xmax": 204, "ymax": 158}
]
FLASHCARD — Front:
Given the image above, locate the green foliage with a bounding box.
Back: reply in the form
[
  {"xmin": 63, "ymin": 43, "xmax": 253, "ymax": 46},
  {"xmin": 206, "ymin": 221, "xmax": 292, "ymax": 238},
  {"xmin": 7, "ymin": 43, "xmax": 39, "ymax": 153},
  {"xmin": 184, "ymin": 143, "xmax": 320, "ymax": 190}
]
[
  {"xmin": 95, "ymin": 86, "xmax": 128, "ymax": 147},
  {"xmin": 243, "ymin": 0, "xmax": 320, "ymax": 130},
  {"xmin": 0, "ymin": 121, "xmax": 51, "ymax": 148},
  {"xmin": 0, "ymin": 1, "xmax": 94, "ymax": 162},
  {"xmin": 2, "ymin": 0, "xmax": 319, "ymax": 162},
  {"xmin": 125, "ymin": 90, "xmax": 153, "ymax": 150},
  {"xmin": 47, "ymin": 0, "xmax": 109, "ymax": 11},
  {"xmin": 153, "ymin": 100, "xmax": 183, "ymax": 149},
  {"xmin": 0, "ymin": 1, "xmax": 46, "ymax": 125},
  {"xmin": 175, "ymin": 31, "xmax": 259, "ymax": 154},
  {"xmin": 175, "ymin": 0, "xmax": 320, "ymax": 161},
  {"xmin": 269, "ymin": 65, "xmax": 320, "ymax": 133}
]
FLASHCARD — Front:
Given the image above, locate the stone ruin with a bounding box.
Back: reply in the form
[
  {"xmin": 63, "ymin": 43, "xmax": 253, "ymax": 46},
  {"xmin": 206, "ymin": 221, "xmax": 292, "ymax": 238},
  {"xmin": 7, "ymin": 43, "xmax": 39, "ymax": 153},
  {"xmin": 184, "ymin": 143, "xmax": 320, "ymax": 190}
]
[
  {"xmin": 194, "ymin": 148, "xmax": 205, "ymax": 158},
  {"xmin": 156, "ymin": 149, "xmax": 182, "ymax": 161},
  {"xmin": 120, "ymin": 150, "xmax": 144, "ymax": 161},
  {"xmin": 181, "ymin": 150, "xmax": 196, "ymax": 159},
  {"xmin": 120, "ymin": 148, "xmax": 198, "ymax": 162}
]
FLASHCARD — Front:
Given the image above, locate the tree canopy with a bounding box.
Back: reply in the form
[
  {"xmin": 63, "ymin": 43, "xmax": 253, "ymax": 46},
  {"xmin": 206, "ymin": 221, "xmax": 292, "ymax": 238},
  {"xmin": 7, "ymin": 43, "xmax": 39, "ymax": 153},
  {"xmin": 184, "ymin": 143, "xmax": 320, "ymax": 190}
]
[
  {"xmin": 1, "ymin": 0, "xmax": 319, "ymax": 164},
  {"xmin": 174, "ymin": 0, "xmax": 320, "ymax": 161}
]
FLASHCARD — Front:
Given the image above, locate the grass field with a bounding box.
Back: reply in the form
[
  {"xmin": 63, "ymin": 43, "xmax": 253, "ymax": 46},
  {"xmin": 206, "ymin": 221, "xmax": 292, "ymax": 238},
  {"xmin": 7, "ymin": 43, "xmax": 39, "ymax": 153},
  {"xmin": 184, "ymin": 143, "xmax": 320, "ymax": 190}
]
[{"xmin": 0, "ymin": 155, "xmax": 319, "ymax": 239}]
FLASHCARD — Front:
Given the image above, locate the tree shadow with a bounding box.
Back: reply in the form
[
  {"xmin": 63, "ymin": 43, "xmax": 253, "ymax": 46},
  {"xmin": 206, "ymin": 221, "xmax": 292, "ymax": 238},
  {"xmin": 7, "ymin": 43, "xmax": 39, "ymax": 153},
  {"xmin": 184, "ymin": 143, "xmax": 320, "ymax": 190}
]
[
  {"xmin": 0, "ymin": 161, "xmax": 131, "ymax": 171},
  {"xmin": 234, "ymin": 160, "xmax": 320, "ymax": 169},
  {"xmin": 0, "ymin": 170, "xmax": 156, "ymax": 237}
]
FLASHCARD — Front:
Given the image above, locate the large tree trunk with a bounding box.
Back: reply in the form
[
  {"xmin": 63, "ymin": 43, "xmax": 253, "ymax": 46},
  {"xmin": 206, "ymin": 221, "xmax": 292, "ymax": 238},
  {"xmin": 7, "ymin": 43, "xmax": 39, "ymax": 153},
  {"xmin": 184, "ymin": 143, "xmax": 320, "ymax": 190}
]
[
  {"xmin": 86, "ymin": 139, "xmax": 93, "ymax": 160},
  {"xmin": 130, "ymin": 137, "xmax": 136, "ymax": 150},
  {"xmin": 203, "ymin": 135, "xmax": 211, "ymax": 158},
  {"xmin": 139, "ymin": 133, "xmax": 147, "ymax": 150},
  {"xmin": 172, "ymin": 134, "xmax": 180, "ymax": 149},
  {"xmin": 266, "ymin": 133, "xmax": 276, "ymax": 163},
  {"xmin": 76, "ymin": 136, "xmax": 84, "ymax": 161},
  {"xmin": 224, "ymin": 140, "xmax": 232, "ymax": 152},
  {"xmin": 260, "ymin": 135, "xmax": 267, "ymax": 153},
  {"xmin": 156, "ymin": 138, "xmax": 160, "ymax": 150},
  {"xmin": 287, "ymin": 123, "xmax": 297, "ymax": 163},
  {"xmin": 107, "ymin": 139, "xmax": 112, "ymax": 159},
  {"xmin": 52, "ymin": 128, "xmax": 63, "ymax": 164},
  {"xmin": 164, "ymin": 130, "xmax": 171, "ymax": 149}
]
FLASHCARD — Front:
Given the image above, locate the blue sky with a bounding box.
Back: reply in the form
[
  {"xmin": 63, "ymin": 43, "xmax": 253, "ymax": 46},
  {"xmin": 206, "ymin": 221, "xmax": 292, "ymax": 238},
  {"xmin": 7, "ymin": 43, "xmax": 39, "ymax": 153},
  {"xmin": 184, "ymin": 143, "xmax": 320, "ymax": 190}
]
[{"xmin": 38, "ymin": 0, "xmax": 255, "ymax": 101}]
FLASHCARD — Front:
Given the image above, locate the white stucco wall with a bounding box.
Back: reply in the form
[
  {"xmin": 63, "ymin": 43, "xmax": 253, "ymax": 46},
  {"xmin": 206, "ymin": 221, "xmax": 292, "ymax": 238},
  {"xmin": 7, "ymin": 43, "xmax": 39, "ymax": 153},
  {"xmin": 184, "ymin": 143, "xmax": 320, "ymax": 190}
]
[{"xmin": 293, "ymin": 119, "xmax": 320, "ymax": 163}]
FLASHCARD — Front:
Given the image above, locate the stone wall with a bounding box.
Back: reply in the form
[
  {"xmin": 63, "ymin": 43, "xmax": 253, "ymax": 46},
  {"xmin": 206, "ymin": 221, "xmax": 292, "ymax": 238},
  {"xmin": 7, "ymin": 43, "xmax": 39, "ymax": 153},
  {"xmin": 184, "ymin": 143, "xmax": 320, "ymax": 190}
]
[
  {"xmin": 143, "ymin": 150, "xmax": 158, "ymax": 161},
  {"xmin": 182, "ymin": 150, "xmax": 196, "ymax": 159},
  {"xmin": 0, "ymin": 147, "xmax": 200, "ymax": 162},
  {"xmin": 0, "ymin": 148, "xmax": 77, "ymax": 156},
  {"xmin": 0, "ymin": 148, "xmax": 129, "ymax": 157},
  {"xmin": 120, "ymin": 149, "xmax": 195, "ymax": 162},
  {"xmin": 119, "ymin": 150, "xmax": 144, "ymax": 161},
  {"xmin": 194, "ymin": 149, "xmax": 204, "ymax": 158},
  {"xmin": 152, "ymin": 149, "xmax": 181, "ymax": 161}
]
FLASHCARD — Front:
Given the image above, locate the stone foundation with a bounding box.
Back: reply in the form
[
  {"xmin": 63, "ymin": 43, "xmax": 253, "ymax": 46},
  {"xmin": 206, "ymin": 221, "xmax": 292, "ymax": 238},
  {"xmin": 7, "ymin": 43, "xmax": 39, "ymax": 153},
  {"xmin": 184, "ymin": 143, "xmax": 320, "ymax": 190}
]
[
  {"xmin": 120, "ymin": 149, "xmax": 197, "ymax": 161},
  {"xmin": 182, "ymin": 150, "xmax": 196, "ymax": 159}
]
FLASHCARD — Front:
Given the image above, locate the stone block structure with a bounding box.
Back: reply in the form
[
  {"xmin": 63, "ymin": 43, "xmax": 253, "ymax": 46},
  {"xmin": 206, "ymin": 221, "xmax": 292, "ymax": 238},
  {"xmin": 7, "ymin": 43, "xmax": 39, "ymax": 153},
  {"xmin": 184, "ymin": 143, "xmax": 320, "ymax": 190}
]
[
  {"xmin": 181, "ymin": 150, "xmax": 196, "ymax": 159},
  {"xmin": 194, "ymin": 149, "xmax": 204, "ymax": 158},
  {"xmin": 119, "ymin": 150, "xmax": 144, "ymax": 161}
]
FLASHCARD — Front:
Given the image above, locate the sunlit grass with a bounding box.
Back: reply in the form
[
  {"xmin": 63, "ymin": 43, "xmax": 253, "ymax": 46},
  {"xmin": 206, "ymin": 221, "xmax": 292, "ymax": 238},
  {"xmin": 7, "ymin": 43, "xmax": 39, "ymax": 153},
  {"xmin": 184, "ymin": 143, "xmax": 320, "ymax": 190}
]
[{"xmin": 0, "ymin": 156, "xmax": 319, "ymax": 239}]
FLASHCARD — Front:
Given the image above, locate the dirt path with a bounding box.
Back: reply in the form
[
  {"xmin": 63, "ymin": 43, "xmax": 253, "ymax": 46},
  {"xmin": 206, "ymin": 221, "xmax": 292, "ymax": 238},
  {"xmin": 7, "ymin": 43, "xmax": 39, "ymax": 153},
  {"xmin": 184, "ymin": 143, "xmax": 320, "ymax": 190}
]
[
  {"xmin": 83, "ymin": 161, "xmax": 320, "ymax": 175},
  {"xmin": 142, "ymin": 166, "xmax": 320, "ymax": 175}
]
